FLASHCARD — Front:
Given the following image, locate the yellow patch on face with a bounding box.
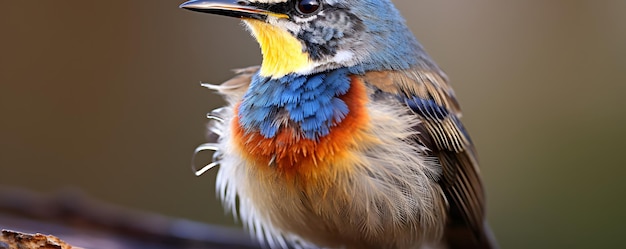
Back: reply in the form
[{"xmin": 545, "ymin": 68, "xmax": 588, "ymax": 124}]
[{"xmin": 244, "ymin": 19, "xmax": 311, "ymax": 78}]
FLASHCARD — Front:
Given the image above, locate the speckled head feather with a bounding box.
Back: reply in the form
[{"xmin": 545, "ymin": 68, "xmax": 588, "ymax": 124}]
[{"xmin": 234, "ymin": 0, "xmax": 435, "ymax": 77}]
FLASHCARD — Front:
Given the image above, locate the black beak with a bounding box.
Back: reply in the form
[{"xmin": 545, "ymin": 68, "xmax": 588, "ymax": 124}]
[{"xmin": 179, "ymin": 0, "xmax": 288, "ymax": 20}]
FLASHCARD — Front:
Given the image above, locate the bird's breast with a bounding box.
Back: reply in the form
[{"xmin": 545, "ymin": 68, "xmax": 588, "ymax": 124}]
[
  {"xmin": 217, "ymin": 72, "xmax": 446, "ymax": 248},
  {"xmin": 231, "ymin": 75, "xmax": 376, "ymax": 185}
]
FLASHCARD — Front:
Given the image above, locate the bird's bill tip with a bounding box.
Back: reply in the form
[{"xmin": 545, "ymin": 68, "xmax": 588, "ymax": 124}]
[
  {"xmin": 179, "ymin": 0, "xmax": 227, "ymax": 10},
  {"xmin": 179, "ymin": 0, "xmax": 288, "ymax": 19}
]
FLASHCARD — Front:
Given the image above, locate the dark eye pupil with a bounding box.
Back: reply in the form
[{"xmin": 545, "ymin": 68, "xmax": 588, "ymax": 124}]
[{"xmin": 296, "ymin": 0, "xmax": 320, "ymax": 14}]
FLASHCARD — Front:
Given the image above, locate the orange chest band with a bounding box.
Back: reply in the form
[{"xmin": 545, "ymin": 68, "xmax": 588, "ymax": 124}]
[{"xmin": 231, "ymin": 76, "xmax": 371, "ymax": 178}]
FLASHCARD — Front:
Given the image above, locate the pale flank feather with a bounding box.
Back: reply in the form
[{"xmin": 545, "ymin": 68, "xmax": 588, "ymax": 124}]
[{"xmin": 365, "ymin": 66, "xmax": 495, "ymax": 248}]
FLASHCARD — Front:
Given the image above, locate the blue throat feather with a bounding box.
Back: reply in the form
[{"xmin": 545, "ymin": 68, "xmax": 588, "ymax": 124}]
[{"xmin": 238, "ymin": 68, "xmax": 351, "ymax": 140}]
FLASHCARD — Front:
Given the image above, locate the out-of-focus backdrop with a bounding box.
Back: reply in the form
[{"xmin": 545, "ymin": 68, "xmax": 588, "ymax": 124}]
[{"xmin": 1, "ymin": 1, "xmax": 624, "ymax": 248}]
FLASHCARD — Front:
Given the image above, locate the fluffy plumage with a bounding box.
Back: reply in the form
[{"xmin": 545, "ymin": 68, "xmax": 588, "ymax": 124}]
[
  {"xmin": 207, "ymin": 73, "xmax": 446, "ymax": 248},
  {"xmin": 182, "ymin": 0, "xmax": 498, "ymax": 248}
]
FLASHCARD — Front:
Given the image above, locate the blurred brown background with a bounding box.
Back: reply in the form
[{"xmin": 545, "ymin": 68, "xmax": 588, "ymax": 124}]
[{"xmin": 1, "ymin": 1, "xmax": 625, "ymax": 248}]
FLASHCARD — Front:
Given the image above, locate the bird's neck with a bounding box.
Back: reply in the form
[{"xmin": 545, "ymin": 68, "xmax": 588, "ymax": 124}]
[
  {"xmin": 238, "ymin": 69, "xmax": 351, "ymax": 140},
  {"xmin": 244, "ymin": 19, "xmax": 312, "ymax": 78}
]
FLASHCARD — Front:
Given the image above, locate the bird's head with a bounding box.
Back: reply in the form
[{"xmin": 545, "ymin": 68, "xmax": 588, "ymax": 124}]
[{"xmin": 181, "ymin": 0, "xmax": 425, "ymax": 78}]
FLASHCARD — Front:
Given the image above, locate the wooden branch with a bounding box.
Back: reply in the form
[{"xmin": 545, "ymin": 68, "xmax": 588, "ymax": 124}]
[
  {"xmin": 0, "ymin": 230, "xmax": 79, "ymax": 249},
  {"xmin": 0, "ymin": 187, "xmax": 260, "ymax": 249}
]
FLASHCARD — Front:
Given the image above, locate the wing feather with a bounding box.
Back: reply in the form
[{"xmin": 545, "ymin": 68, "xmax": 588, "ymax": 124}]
[{"xmin": 364, "ymin": 68, "xmax": 497, "ymax": 248}]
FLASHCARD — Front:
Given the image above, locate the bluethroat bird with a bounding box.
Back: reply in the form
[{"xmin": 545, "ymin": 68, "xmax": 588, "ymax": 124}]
[{"xmin": 181, "ymin": 0, "xmax": 498, "ymax": 248}]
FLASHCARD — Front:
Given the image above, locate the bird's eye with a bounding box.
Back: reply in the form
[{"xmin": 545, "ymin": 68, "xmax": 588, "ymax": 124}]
[{"xmin": 295, "ymin": 0, "xmax": 321, "ymax": 15}]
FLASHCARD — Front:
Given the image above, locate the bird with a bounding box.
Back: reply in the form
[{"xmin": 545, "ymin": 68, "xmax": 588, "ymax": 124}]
[{"xmin": 181, "ymin": 0, "xmax": 498, "ymax": 248}]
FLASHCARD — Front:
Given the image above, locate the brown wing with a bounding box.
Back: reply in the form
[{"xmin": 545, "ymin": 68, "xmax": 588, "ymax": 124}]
[{"xmin": 364, "ymin": 67, "xmax": 498, "ymax": 249}]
